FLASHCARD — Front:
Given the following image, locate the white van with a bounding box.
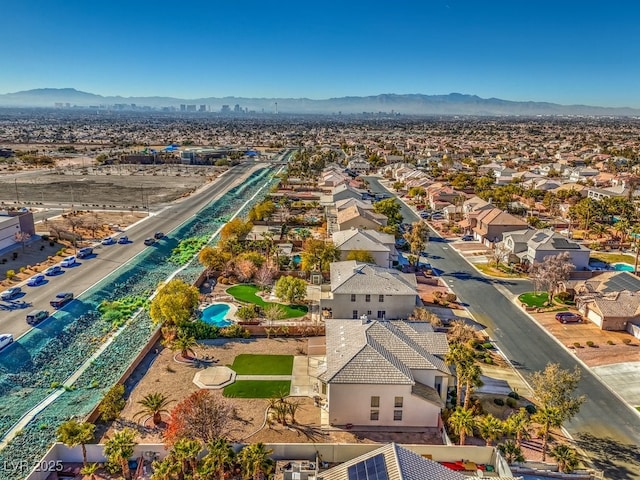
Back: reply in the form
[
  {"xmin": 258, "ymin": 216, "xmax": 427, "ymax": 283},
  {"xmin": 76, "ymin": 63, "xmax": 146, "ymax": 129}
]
[{"xmin": 0, "ymin": 334, "xmax": 13, "ymax": 352}]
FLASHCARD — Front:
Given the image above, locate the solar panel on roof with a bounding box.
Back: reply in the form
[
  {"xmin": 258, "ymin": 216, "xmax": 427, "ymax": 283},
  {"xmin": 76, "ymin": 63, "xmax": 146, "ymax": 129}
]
[{"xmin": 347, "ymin": 454, "xmax": 389, "ymax": 480}]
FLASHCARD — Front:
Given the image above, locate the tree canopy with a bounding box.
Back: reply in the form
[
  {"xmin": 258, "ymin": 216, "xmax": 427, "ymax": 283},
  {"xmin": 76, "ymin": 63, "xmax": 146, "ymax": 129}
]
[
  {"xmin": 274, "ymin": 276, "xmax": 307, "ymax": 304},
  {"xmin": 150, "ymin": 278, "xmax": 200, "ymax": 326},
  {"xmin": 373, "ymin": 198, "xmax": 403, "ymax": 226}
]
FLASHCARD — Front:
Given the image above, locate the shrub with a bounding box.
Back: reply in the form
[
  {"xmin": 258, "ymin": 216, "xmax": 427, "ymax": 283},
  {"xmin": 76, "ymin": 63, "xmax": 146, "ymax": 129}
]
[
  {"xmin": 573, "ymin": 342, "xmax": 582, "ymax": 348},
  {"xmin": 41, "ymin": 234, "xmax": 49, "ymax": 241},
  {"xmin": 482, "ymin": 342, "xmax": 494, "ymax": 350},
  {"xmin": 236, "ymin": 305, "xmax": 258, "ymax": 321},
  {"xmin": 506, "ymin": 397, "xmax": 518, "ymax": 408},
  {"xmin": 508, "ymin": 391, "xmax": 520, "ymax": 400},
  {"xmin": 445, "ymin": 293, "xmax": 457, "ymax": 303},
  {"xmin": 99, "ymin": 384, "xmax": 126, "ymax": 421},
  {"xmin": 623, "ymin": 338, "xmax": 632, "ymax": 345},
  {"xmin": 586, "ymin": 340, "xmax": 596, "ymax": 347},
  {"xmin": 525, "ymin": 404, "xmax": 537, "ymax": 415},
  {"xmin": 555, "ymin": 291, "xmax": 573, "ymax": 303},
  {"xmin": 220, "ymin": 324, "xmax": 251, "ymax": 338},
  {"xmin": 484, "ymin": 357, "xmax": 493, "ymax": 364},
  {"xmin": 493, "ymin": 398, "xmax": 505, "ymax": 406},
  {"xmin": 180, "ymin": 320, "xmax": 220, "ymax": 340},
  {"xmin": 6, "ymin": 270, "xmax": 16, "ymax": 280},
  {"xmin": 606, "ymin": 340, "xmax": 615, "ymax": 345},
  {"xmin": 19, "ymin": 267, "xmax": 25, "ymax": 273}
]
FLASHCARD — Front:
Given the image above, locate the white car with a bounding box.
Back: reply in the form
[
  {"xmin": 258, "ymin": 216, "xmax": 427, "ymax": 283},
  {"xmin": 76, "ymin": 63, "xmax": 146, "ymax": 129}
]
[
  {"xmin": 0, "ymin": 334, "xmax": 13, "ymax": 352},
  {"xmin": 61, "ymin": 256, "xmax": 76, "ymax": 267}
]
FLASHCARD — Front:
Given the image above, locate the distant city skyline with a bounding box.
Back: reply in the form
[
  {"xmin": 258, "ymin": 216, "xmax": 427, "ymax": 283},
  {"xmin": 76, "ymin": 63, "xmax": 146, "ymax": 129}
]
[{"xmin": 4, "ymin": 1, "xmax": 639, "ymax": 108}]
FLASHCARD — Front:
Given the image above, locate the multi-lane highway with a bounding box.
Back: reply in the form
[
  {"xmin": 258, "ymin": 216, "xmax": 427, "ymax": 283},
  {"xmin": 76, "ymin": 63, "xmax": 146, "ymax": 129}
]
[
  {"xmin": 0, "ymin": 161, "xmax": 268, "ymax": 340},
  {"xmin": 364, "ymin": 176, "xmax": 640, "ymax": 479}
]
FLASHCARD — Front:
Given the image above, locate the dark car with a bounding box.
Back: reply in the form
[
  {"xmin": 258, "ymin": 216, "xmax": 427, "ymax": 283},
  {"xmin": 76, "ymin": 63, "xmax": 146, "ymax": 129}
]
[
  {"xmin": 144, "ymin": 237, "xmax": 156, "ymax": 246},
  {"xmin": 555, "ymin": 312, "xmax": 583, "ymax": 323},
  {"xmin": 77, "ymin": 247, "xmax": 93, "ymax": 259},
  {"xmin": 1, "ymin": 287, "xmax": 22, "ymax": 301},
  {"xmin": 117, "ymin": 235, "xmax": 129, "ymax": 244},
  {"xmin": 26, "ymin": 309, "xmax": 49, "ymax": 325},
  {"xmin": 154, "ymin": 232, "xmax": 165, "ymax": 239},
  {"xmin": 27, "ymin": 274, "xmax": 46, "ymax": 286},
  {"xmin": 50, "ymin": 292, "xmax": 74, "ymax": 309},
  {"xmin": 461, "ymin": 235, "xmax": 474, "ymax": 241},
  {"xmin": 44, "ymin": 265, "xmax": 62, "ymax": 276}
]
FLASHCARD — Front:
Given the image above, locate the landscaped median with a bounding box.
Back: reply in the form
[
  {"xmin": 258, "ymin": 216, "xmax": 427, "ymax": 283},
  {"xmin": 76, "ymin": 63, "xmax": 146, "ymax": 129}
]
[
  {"xmin": 223, "ymin": 354, "xmax": 293, "ymax": 398},
  {"xmin": 226, "ymin": 284, "xmax": 308, "ymax": 318}
]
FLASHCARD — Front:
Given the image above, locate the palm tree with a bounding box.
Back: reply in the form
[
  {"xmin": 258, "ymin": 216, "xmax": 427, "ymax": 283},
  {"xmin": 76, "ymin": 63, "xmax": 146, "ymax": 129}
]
[
  {"xmin": 532, "ymin": 406, "xmax": 563, "ymax": 461},
  {"xmin": 150, "ymin": 457, "xmax": 180, "ymax": 480},
  {"xmin": 135, "ymin": 392, "xmax": 173, "ymax": 426},
  {"xmin": 448, "ymin": 407, "xmax": 476, "ymax": 446},
  {"xmin": 171, "ymin": 438, "xmax": 202, "ymax": 477},
  {"xmin": 476, "ymin": 414, "xmax": 504, "ymax": 446},
  {"xmin": 550, "ymin": 443, "xmax": 579, "ymax": 473},
  {"xmin": 170, "ymin": 332, "xmax": 198, "ymax": 359},
  {"xmin": 238, "ymin": 442, "xmax": 274, "ymax": 480},
  {"xmin": 80, "ymin": 462, "xmax": 100, "ymax": 480},
  {"xmin": 498, "ymin": 440, "xmax": 525, "ymax": 464},
  {"xmin": 201, "ymin": 438, "xmax": 235, "ymax": 480},
  {"xmin": 104, "ymin": 428, "xmax": 137, "ymax": 480},
  {"xmin": 461, "ymin": 362, "xmax": 483, "ymax": 410},
  {"xmin": 445, "ymin": 343, "xmax": 475, "ymax": 406},
  {"xmin": 56, "ymin": 419, "xmax": 96, "ymax": 466},
  {"xmin": 505, "ymin": 408, "xmax": 531, "ymax": 447}
]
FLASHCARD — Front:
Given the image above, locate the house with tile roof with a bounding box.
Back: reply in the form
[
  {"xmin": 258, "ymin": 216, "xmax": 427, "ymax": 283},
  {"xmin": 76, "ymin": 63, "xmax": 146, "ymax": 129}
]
[
  {"xmin": 332, "ymin": 228, "xmax": 397, "ymax": 268},
  {"xmin": 318, "ymin": 318, "xmax": 451, "ymax": 428},
  {"xmin": 321, "ymin": 261, "xmax": 418, "ymax": 320},
  {"xmin": 336, "ymin": 205, "xmax": 388, "ymax": 232},
  {"xmin": 502, "ymin": 228, "xmax": 591, "ymax": 270},
  {"xmin": 472, "ymin": 208, "xmax": 528, "ymax": 246}
]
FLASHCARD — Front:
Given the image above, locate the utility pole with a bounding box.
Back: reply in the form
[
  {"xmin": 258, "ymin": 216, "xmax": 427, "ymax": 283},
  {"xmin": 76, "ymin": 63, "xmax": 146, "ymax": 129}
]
[{"xmin": 14, "ymin": 179, "xmax": 19, "ymax": 204}]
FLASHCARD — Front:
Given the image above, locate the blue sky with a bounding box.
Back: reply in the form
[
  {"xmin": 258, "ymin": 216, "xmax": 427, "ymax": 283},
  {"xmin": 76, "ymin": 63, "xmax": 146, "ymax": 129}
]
[{"xmin": 3, "ymin": 0, "xmax": 639, "ymax": 107}]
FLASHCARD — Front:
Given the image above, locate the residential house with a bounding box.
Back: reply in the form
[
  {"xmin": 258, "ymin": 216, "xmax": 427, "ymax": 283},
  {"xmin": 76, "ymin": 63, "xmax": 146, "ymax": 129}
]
[
  {"xmin": 332, "ymin": 228, "xmax": 397, "ymax": 268},
  {"xmin": 347, "ymin": 157, "xmax": 371, "ymax": 175},
  {"xmin": 336, "ymin": 205, "xmax": 387, "ymax": 231},
  {"xmin": 472, "ymin": 208, "xmax": 528, "ymax": 246},
  {"xmin": 331, "ymin": 183, "xmax": 365, "ymax": 203},
  {"xmin": 502, "ymin": 228, "xmax": 591, "ymax": 270},
  {"xmin": 587, "ymin": 184, "xmax": 629, "ymax": 201},
  {"xmin": 320, "ymin": 169, "xmax": 349, "ymax": 188},
  {"xmin": 334, "ymin": 197, "xmax": 374, "ymax": 212},
  {"xmin": 321, "ymin": 261, "xmax": 418, "ymax": 320},
  {"xmin": 318, "ymin": 318, "xmax": 451, "ymax": 428}
]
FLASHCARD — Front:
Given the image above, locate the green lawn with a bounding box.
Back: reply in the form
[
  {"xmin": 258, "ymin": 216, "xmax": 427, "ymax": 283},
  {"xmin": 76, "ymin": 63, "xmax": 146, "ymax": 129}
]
[
  {"xmin": 223, "ymin": 380, "xmax": 291, "ymax": 398},
  {"xmin": 230, "ymin": 354, "xmax": 293, "ymax": 375},
  {"xmin": 590, "ymin": 252, "xmax": 636, "ymax": 265},
  {"xmin": 518, "ymin": 292, "xmax": 549, "ymax": 308},
  {"xmin": 226, "ymin": 284, "xmax": 308, "ymax": 318}
]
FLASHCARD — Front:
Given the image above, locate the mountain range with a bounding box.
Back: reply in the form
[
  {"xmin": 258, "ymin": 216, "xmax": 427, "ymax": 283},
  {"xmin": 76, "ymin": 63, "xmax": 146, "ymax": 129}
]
[{"xmin": 1, "ymin": 88, "xmax": 639, "ymax": 116}]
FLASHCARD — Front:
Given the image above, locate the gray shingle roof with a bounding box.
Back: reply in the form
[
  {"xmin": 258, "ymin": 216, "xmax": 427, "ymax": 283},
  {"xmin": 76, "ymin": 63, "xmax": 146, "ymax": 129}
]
[
  {"xmin": 332, "ymin": 229, "xmax": 393, "ymax": 253},
  {"xmin": 330, "ymin": 261, "xmax": 418, "ymax": 295}
]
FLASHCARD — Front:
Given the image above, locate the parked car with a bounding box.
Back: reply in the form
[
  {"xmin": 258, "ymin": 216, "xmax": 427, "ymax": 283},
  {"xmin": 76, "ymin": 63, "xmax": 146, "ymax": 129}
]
[
  {"xmin": 77, "ymin": 247, "xmax": 93, "ymax": 259},
  {"xmin": 431, "ymin": 214, "xmax": 445, "ymax": 220},
  {"xmin": 555, "ymin": 312, "xmax": 583, "ymax": 323},
  {"xmin": 50, "ymin": 292, "xmax": 74, "ymax": 309},
  {"xmin": 44, "ymin": 265, "xmax": 62, "ymax": 276},
  {"xmin": 27, "ymin": 274, "xmax": 46, "ymax": 286},
  {"xmin": 0, "ymin": 334, "xmax": 13, "ymax": 352},
  {"xmin": 154, "ymin": 232, "xmax": 165, "ymax": 239},
  {"xmin": 60, "ymin": 256, "xmax": 76, "ymax": 267},
  {"xmin": 419, "ymin": 212, "xmax": 431, "ymax": 219},
  {"xmin": 1, "ymin": 287, "xmax": 22, "ymax": 301},
  {"xmin": 118, "ymin": 235, "xmax": 129, "ymax": 244},
  {"xmin": 26, "ymin": 309, "xmax": 49, "ymax": 325},
  {"xmin": 461, "ymin": 235, "xmax": 474, "ymax": 241},
  {"xmin": 144, "ymin": 237, "xmax": 156, "ymax": 246},
  {"xmin": 102, "ymin": 236, "xmax": 115, "ymax": 245}
]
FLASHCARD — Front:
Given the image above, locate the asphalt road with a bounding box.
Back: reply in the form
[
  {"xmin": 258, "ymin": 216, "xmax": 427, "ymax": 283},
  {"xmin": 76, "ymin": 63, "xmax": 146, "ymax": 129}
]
[
  {"xmin": 0, "ymin": 161, "xmax": 268, "ymax": 340},
  {"xmin": 364, "ymin": 176, "xmax": 640, "ymax": 479}
]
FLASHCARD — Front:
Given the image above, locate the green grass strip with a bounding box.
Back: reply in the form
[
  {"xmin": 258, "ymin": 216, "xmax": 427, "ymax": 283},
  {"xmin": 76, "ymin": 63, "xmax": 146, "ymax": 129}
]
[
  {"xmin": 223, "ymin": 380, "xmax": 291, "ymax": 398},
  {"xmin": 231, "ymin": 354, "xmax": 293, "ymax": 375}
]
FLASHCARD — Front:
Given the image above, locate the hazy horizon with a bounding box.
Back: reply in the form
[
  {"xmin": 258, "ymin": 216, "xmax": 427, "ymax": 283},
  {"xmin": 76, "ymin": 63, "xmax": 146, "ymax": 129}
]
[{"xmin": 4, "ymin": 1, "xmax": 639, "ymax": 108}]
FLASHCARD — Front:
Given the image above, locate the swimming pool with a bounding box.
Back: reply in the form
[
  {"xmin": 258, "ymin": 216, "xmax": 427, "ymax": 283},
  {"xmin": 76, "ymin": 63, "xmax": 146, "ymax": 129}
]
[
  {"xmin": 201, "ymin": 303, "xmax": 232, "ymax": 327},
  {"xmin": 613, "ymin": 262, "xmax": 635, "ymax": 272},
  {"xmin": 292, "ymin": 254, "xmax": 301, "ymax": 265}
]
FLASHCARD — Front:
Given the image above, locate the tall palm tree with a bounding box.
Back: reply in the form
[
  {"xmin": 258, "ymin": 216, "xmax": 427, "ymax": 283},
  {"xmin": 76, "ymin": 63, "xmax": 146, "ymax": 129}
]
[
  {"xmin": 532, "ymin": 406, "xmax": 563, "ymax": 461},
  {"xmin": 170, "ymin": 332, "xmax": 198, "ymax": 359},
  {"xmin": 56, "ymin": 419, "xmax": 96, "ymax": 466},
  {"xmin": 448, "ymin": 407, "xmax": 476, "ymax": 446},
  {"xmin": 476, "ymin": 414, "xmax": 504, "ymax": 446},
  {"xmin": 104, "ymin": 428, "xmax": 137, "ymax": 480},
  {"xmin": 550, "ymin": 443, "xmax": 579, "ymax": 473},
  {"xmin": 135, "ymin": 392, "xmax": 173, "ymax": 426},
  {"xmin": 201, "ymin": 438, "xmax": 235, "ymax": 480},
  {"xmin": 505, "ymin": 408, "xmax": 531, "ymax": 447},
  {"xmin": 171, "ymin": 438, "xmax": 202, "ymax": 477},
  {"xmin": 445, "ymin": 343, "xmax": 475, "ymax": 406},
  {"xmin": 461, "ymin": 362, "xmax": 483, "ymax": 410},
  {"xmin": 238, "ymin": 443, "xmax": 274, "ymax": 480}
]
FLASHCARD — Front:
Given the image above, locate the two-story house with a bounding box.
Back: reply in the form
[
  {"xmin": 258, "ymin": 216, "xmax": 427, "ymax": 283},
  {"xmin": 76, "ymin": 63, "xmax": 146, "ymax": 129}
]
[{"xmin": 332, "ymin": 228, "xmax": 397, "ymax": 268}]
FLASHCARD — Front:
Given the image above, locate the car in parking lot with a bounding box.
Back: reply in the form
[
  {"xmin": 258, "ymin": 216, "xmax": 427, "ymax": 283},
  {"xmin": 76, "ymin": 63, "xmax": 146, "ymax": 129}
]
[
  {"xmin": 102, "ymin": 236, "xmax": 115, "ymax": 245},
  {"xmin": 154, "ymin": 232, "xmax": 165, "ymax": 239},
  {"xmin": 44, "ymin": 265, "xmax": 62, "ymax": 276},
  {"xmin": 77, "ymin": 247, "xmax": 93, "ymax": 259},
  {"xmin": 1, "ymin": 287, "xmax": 22, "ymax": 301},
  {"xmin": 27, "ymin": 274, "xmax": 46, "ymax": 286},
  {"xmin": 555, "ymin": 312, "xmax": 583, "ymax": 323},
  {"xmin": 0, "ymin": 334, "xmax": 13, "ymax": 352},
  {"xmin": 26, "ymin": 309, "xmax": 49, "ymax": 325},
  {"xmin": 144, "ymin": 237, "xmax": 156, "ymax": 246},
  {"xmin": 60, "ymin": 256, "xmax": 76, "ymax": 267},
  {"xmin": 118, "ymin": 236, "xmax": 129, "ymax": 244},
  {"xmin": 50, "ymin": 292, "xmax": 74, "ymax": 309},
  {"xmin": 461, "ymin": 235, "xmax": 474, "ymax": 241}
]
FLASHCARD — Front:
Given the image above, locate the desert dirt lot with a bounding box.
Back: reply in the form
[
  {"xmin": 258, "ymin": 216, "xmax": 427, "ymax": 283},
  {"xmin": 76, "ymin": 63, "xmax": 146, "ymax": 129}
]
[
  {"xmin": 101, "ymin": 337, "xmax": 443, "ymax": 446},
  {"xmin": 0, "ymin": 164, "xmax": 225, "ymax": 208}
]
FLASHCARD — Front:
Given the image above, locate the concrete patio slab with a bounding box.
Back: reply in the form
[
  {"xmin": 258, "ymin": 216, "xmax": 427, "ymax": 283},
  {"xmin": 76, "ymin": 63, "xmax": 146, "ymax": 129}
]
[{"xmin": 193, "ymin": 366, "xmax": 236, "ymax": 389}]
